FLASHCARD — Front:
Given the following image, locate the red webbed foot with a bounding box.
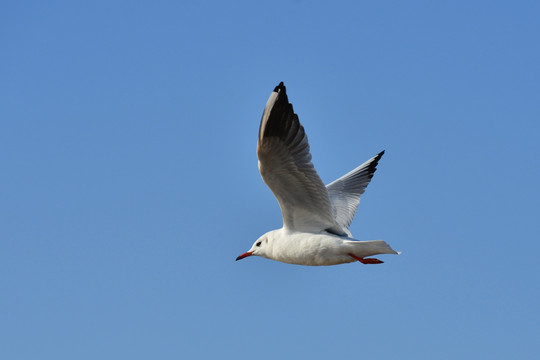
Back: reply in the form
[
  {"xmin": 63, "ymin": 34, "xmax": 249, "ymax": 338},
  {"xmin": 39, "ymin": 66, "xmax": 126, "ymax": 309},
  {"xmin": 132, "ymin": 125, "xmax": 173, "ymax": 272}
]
[{"xmin": 348, "ymin": 253, "xmax": 384, "ymax": 264}]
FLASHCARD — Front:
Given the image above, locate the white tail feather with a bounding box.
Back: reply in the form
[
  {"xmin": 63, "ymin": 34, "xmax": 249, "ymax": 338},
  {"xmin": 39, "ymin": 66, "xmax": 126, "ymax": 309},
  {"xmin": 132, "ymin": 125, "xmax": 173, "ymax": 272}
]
[{"xmin": 346, "ymin": 240, "xmax": 400, "ymax": 258}]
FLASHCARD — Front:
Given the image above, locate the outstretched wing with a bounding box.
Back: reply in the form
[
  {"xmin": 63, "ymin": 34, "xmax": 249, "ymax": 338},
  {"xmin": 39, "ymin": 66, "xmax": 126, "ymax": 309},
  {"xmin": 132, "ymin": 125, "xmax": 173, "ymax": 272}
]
[
  {"xmin": 257, "ymin": 82, "xmax": 338, "ymax": 233},
  {"xmin": 326, "ymin": 151, "xmax": 384, "ymax": 232}
]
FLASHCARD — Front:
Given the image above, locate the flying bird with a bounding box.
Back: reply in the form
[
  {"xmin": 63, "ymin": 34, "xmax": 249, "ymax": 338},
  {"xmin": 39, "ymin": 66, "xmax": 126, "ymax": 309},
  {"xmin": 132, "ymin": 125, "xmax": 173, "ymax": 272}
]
[{"xmin": 236, "ymin": 82, "xmax": 399, "ymax": 266}]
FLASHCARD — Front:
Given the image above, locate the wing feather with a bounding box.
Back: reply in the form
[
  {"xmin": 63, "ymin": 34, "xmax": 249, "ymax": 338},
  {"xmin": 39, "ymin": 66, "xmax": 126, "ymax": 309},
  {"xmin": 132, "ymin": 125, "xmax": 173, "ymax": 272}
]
[
  {"xmin": 257, "ymin": 82, "xmax": 339, "ymax": 233},
  {"xmin": 326, "ymin": 151, "xmax": 384, "ymax": 232}
]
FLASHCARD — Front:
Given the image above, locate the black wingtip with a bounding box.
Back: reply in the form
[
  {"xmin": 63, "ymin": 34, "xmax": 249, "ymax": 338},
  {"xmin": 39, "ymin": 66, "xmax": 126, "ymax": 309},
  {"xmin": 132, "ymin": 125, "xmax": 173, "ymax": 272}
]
[
  {"xmin": 273, "ymin": 81, "xmax": 286, "ymax": 93},
  {"xmin": 369, "ymin": 150, "xmax": 385, "ymax": 174}
]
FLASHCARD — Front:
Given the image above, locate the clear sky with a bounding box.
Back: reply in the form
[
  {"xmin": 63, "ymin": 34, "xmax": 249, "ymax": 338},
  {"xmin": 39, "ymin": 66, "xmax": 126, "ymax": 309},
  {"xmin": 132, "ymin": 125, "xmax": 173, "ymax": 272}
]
[{"xmin": 2, "ymin": 1, "xmax": 539, "ymax": 359}]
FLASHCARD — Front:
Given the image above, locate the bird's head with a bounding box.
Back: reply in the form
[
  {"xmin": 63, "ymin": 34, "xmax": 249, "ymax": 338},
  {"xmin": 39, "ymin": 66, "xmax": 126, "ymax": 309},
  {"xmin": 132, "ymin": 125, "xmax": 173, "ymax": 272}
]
[{"xmin": 235, "ymin": 233, "xmax": 272, "ymax": 261}]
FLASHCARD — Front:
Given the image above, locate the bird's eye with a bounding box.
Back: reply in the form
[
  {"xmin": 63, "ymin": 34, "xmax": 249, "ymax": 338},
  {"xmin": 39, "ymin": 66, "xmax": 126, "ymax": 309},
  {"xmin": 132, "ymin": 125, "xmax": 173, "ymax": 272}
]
[{"xmin": 256, "ymin": 242, "xmax": 262, "ymax": 247}]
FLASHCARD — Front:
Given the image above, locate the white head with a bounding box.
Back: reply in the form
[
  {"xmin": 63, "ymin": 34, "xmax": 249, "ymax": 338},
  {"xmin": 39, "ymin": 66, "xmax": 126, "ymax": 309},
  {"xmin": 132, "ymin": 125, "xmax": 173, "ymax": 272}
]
[{"xmin": 235, "ymin": 231, "xmax": 275, "ymax": 261}]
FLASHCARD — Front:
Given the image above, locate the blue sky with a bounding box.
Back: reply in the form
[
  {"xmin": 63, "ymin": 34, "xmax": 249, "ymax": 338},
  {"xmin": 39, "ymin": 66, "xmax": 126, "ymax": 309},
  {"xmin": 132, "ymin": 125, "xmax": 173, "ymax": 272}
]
[{"xmin": 1, "ymin": 1, "xmax": 539, "ymax": 359}]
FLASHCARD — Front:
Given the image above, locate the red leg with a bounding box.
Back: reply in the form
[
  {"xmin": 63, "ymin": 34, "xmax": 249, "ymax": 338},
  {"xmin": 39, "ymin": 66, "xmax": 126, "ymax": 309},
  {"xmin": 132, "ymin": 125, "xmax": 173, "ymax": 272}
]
[{"xmin": 348, "ymin": 253, "xmax": 384, "ymax": 264}]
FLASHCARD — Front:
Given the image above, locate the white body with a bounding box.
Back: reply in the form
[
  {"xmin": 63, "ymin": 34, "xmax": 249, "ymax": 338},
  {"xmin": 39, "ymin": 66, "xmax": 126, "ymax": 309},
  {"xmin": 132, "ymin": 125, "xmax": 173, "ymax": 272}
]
[{"xmin": 254, "ymin": 229, "xmax": 398, "ymax": 266}]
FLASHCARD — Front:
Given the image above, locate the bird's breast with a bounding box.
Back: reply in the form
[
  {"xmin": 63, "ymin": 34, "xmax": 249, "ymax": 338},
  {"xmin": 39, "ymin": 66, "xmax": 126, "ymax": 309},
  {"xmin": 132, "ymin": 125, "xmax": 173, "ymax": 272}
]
[{"xmin": 270, "ymin": 233, "xmax": 355, "ymax": 266}]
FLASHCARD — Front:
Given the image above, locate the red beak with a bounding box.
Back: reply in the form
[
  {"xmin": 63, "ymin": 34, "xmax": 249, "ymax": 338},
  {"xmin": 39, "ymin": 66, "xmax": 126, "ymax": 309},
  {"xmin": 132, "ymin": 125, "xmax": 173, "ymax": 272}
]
[{"xmin": 236, "ymin": 251, "xmax": 253, "ymax": 261}]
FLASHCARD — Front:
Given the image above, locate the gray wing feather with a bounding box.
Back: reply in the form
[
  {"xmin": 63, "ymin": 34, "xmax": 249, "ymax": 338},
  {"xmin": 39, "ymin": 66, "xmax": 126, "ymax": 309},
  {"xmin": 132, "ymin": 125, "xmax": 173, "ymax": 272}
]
[
  {"xmin": 257, "ymin": 83, "xmax": 339, "ymax": 233},
  {"xmin": 326, "ymin": 151, "xmax": 384, "ymax": 232}
]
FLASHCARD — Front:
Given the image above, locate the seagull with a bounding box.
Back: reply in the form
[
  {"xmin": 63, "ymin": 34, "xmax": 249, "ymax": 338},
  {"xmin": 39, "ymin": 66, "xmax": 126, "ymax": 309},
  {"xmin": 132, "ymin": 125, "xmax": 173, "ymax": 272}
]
[{"xmin": 236, "ymin": 82, "xmax": 399, "ymax": 266}]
